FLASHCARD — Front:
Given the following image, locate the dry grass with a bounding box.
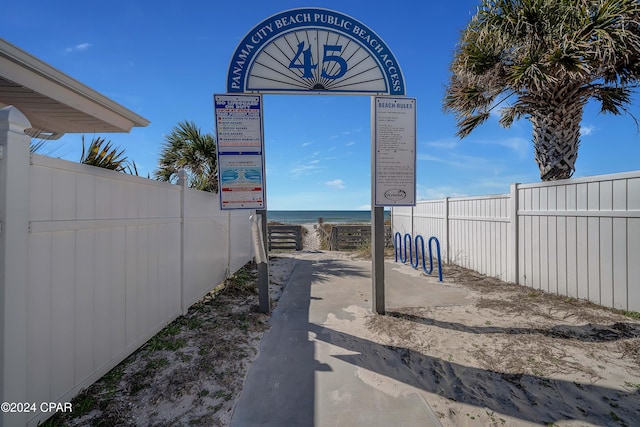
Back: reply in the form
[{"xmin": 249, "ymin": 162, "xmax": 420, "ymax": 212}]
[{"xmin": 366, "ymin": 263, "xmax": 640, "ymax": 426}]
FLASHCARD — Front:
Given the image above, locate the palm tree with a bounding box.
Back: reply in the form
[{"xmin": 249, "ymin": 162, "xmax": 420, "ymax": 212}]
[
  {"xmin": 154, "ymin": 121, "xmax": 218, "ymax": 192},
  {"xmin": 444, "ymin": 0, "xmax": 640, "ymax": 181},
  {"xmin": 80, "ymin": 135, "xmax": 138, "ymax": 175}
]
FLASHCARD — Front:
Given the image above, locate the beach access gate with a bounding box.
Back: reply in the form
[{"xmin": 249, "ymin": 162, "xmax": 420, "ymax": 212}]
[{"xmin": 217, "ymin": 7, "xmax": 417, "ymax": 314}]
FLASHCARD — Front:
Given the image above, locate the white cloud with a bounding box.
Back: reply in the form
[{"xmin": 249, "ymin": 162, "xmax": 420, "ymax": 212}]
[
  {"xmin": 580, "ymin": 125, "xmax": 595, "ymax": 136},
  {"xmin": 290, "ymin": 163, "xmax": 319, "ymax": 177},
  {"xmin": 346, "ymin": 141, "xmax": 356, "ymax": 146},
  {"xmin": 416, "ymin": 184, "xmax": 468, "ymax": 201},
  {"xmin": 418, "ymin": 153, "xmax": 447, "ymax": 162},
  {"xmin": 425, "ymin": 139, "xmax": 459, "ymax": 149},
  {"xmin": 302, "ymin": 141, "xmax": 313, "ymax": 147},
  {"xmin": 66, "ymin": 43, "xmax": 91, "ymax": 53},
  {"xmin": 326, "ymin": 179, "xmax": 345, "ymax": 189},
  {"xmin": 418, "ymin": 153, "xmax": 493, "ymax": 169},
  {"xmin": 474, "ymin": 137, "xmax": 530, "ymax": 159}
]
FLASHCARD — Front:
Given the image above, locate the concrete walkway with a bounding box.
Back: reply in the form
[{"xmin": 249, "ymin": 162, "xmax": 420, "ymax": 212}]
[{"xmin": 230, "ymin": 251, "xmax": 471, "ymax": 427}]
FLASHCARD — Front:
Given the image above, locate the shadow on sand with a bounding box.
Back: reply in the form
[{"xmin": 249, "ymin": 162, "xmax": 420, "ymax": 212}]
[{"xmin": 232, "ymin": 254, "xmax": 639, "ymax": 427}]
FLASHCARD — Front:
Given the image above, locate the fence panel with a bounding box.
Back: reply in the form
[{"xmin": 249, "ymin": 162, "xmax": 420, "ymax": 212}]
[
  {"xmin": 518, "ymin": 173, "xmax": 640, "ymax": 311},
  {"xmin": 448, "ymin": 195, "xmax": 510, "ymax": 280},
  {"xmin": 21, "ymin": 154, "xmax": 253, "ymax": 426},
  {"xmin": 413, "ymin": 200, "xmax": 447, "ymax": 261},
  {"xmin": 391, "ymin": 206, "xmax": 412, "ymax": 236},
  {"xmin": 391, "ymin": 171, "xmax": 640, "ymax": 312},
  {"xmin": 182, "ymin": 187, "xmax": 233, "ymax": 312},
  {"xmin": 27, "ymin": 156, "xmax": 183, "ymax": 416},
  {"xmin": 268, "ymin": 225, "xmax": 303, "ymax": 251},
  {"xmin": 229, "ymin": 210, "xmax": 253, "ymax": 272}
]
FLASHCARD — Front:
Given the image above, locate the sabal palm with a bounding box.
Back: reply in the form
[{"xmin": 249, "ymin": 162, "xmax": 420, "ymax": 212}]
[
  {"xmin": 444, "ymin": 0, "xmax": 640, "ymax": 181},
  {"xmin": 155, "ymin": 121, "xmax": 218, "ymax": 192}
]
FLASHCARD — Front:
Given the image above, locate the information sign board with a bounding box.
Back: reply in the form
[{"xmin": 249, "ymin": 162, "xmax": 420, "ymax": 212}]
[
  {"xmin": 214, "ymin": 94, "xmax": 266, "ymax": 209},
  {"xmin": 373, "ymin": 97, "xmax": 416, "ymax": 206}
]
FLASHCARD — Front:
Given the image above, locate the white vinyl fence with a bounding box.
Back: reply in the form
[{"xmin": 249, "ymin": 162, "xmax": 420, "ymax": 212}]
[
  {"xmin": 1, "ymin": 108, "xmax": 254, "ymax": 426},
  {"xmin": 392, "ymin": 171, "xmax": 640, "ymax": 313}
]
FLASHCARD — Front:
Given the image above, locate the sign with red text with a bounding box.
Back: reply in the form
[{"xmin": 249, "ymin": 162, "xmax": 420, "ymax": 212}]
[{"xmin": 215, "ymin": 94, "xmax": 266, "ymax": 209}]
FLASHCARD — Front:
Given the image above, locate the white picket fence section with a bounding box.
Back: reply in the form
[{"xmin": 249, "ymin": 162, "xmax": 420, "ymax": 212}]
[
  {"xmin": 1, "ymin": 109, "xmax": 254, "ymax": 426},
  {"xmin": 392, "ymin": 171, "xmax": 640, "ymax": 313}
]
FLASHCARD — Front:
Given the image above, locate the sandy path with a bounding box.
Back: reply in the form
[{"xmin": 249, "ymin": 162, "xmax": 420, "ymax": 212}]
[
  {"xmin": 301, "ymin": 223, "xmax": 322, "ymax": 250},
  {"xmin": 46, "ymin": 250, "xmax": 640, "ymax": 427}
]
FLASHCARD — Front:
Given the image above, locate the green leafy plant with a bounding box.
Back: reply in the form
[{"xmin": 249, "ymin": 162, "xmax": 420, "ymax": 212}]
[{"xmin": 80, "ymin": 135, "xmax": 138, "ymax": 175}]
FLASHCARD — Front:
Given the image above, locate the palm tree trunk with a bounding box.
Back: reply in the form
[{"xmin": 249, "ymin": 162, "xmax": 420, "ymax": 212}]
[{"xmin": 529, "ymin": 90, "xmax": 584, "ymax": 181}]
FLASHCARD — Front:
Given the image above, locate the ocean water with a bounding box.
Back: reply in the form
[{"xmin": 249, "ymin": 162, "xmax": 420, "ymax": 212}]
[{"xmin": 267, "ymin": 210, "xmax": 390, "ymax": 224}]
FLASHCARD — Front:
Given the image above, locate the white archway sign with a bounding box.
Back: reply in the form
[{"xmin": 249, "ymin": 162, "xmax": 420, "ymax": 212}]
[
  {"xmin": 223, "ymin": 8, "xmax": 414, "ymax": 314},
  {"xmin": 227, "ymin": 8, "xmax": 405, "ymax": 96}
]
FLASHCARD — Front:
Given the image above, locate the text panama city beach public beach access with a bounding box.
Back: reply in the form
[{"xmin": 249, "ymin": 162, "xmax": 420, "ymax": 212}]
[{"xmin": 229, "ymin": 11, "xmax": 403, "ymax": 93}]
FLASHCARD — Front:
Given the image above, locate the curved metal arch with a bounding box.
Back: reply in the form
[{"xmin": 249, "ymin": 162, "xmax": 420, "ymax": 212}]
[{"xmin": 226, "ymin": 8, "xmax": 405, "ymax": 96}]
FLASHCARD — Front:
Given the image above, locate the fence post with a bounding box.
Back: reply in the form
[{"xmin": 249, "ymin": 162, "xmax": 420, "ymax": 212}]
[
  {"xmin": 178, "ymin": 170, "xmax": 188, "ymax": 314},
  {"xmin": 330, "ymin": 227, "xmax": 337, "ymax": 251},
  {"xmin": 0, "ymin": 106, "xmax": 31, "ymax": 426},
  {"xmin": 411, "ymin": 204, "xmax": 415, "ymax": 238},
  {"xmin": 296, "ymin": 226, "xmax": 303, "ymax": 251},
  {"xmin": 509, "ymin": 183, "xmax": 520, "ymax": 284},
  {"xmin": 443, "ymin": 197, "xmax": 450, "ymax": 264}
]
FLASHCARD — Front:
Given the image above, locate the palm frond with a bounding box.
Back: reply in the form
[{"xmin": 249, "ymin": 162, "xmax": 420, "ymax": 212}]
[
  {"xmin": 154, "ymin": 121, "xmax": 218, "ymax": 192},
  {"xmin": 80, "ymin": 135, "xmax": 138, "ymax": 175},
  {"xmin": 593, "ymin": 85, "xmax": 634, "ymax": 114},
  {"xmin": 457, "ymin": 112, "xmax": 491, "ymax": 138}
]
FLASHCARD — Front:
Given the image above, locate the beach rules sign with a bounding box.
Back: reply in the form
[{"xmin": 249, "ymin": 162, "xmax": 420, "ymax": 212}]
[
  {"xmin": 214, "ymin": 94, "xmax": 266, "ymax": 210},
  {"xmin": 373, "ymin": 97, "xmax": 416, "ymax": 206}
]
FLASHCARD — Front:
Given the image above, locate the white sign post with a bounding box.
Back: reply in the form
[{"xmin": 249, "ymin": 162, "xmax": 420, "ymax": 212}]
[
  {"xmin": 214, "ymin": 94, "xmax": 269, "ymax": 313},
  {"xmin": 371, "ymin": 96, "xmax": 417, "ymax": 314}
]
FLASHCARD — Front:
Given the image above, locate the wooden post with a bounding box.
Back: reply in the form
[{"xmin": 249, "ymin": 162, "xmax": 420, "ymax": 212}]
[{"xmin": 296, "ymin": 226, "xmax": 303, "ymax": 251}]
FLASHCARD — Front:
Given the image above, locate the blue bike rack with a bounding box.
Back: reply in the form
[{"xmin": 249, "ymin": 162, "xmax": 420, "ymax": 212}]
[{"xmin": 394, "ymin": 232, "xmax": 443, "ymax": 282}]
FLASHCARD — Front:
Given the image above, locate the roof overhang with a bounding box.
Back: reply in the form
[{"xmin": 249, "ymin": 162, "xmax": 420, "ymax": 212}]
[{"xmin": 0, "ymin": 38, "xmax": 149, "ymax": 139}]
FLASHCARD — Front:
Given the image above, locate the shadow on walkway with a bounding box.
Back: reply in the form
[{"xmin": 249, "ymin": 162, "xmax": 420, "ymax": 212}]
[{"xmin": 231, "ymin": 252, "xmax": 640, "ymax": 427}]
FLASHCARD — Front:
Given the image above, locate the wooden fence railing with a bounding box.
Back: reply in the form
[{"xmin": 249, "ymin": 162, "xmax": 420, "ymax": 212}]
[
  {"xmin": 326, "ymin": 224, "xmax": 393, "ymax": 251},
  {"xmin": 268, "ymin": 225, "xmax": 303, "ymax": 251}
]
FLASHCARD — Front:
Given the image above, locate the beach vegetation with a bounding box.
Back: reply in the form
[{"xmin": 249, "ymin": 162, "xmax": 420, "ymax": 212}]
[
  {"xmin": 29, "ymin": 138, "xmax": 56, "ymax": 155},
  {"xmin": 80, "ymin": 135, "xmax": 139, "ymax": 175},
  {"xmin": 155, "ymin": 120, "xmax": 218, "ymax": 192},
  {"xmin": 444, "ymin": 0, "xmax": 640, "ymax": 181},
  {"xmin": 30, "ymin": 135, "xmax": 139, "ymax": 175}
]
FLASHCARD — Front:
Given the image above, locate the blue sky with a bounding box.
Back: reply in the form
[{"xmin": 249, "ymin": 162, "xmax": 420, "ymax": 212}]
[{"xmin": 3, "ymin": 0, "xmax": 639, "ymax": 210}]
